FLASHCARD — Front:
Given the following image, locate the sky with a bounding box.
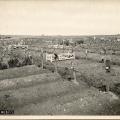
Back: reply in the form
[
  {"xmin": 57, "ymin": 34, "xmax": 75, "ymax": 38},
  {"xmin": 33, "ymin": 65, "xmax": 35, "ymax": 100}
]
[{"xmin": 0, "ymin": 0, "xmax": 120, "ymax": 35}]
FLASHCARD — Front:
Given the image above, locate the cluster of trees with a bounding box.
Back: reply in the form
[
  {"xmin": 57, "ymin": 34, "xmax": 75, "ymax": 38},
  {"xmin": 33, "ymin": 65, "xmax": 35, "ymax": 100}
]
[
  {"xmin": 0, "ymin": 55, "xmax": 33, "ymax": 70},
  {"xmin": 58, "ymin": 39, "xmax": 84, "ymax": 46},
  {"xmin": 58, "ymin": 40, "xmax": 70, "ymax": 46},
  {"xmin": 8, "ymin": 56, "xmax": 33, "ymax": 68},
  {"xmin": 76, "ymin": 40, "xmax": 84, "ymax": 44}
]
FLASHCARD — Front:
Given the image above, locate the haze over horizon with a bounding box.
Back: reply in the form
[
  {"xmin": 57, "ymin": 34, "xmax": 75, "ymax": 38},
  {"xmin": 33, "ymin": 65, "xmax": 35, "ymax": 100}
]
[{"xmin": 0, "ymin": 0, "xmax": 120, "ymax": 36}]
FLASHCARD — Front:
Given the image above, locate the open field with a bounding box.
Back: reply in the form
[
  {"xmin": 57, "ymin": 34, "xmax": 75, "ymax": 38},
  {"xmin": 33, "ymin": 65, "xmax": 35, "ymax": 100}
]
[
  {"xmin": 0, "ymin": 59, "xmax": 119, "ymax": 115},
  {"xmin": 0, "ymin": 65, "xmax": 50, "ymax": 80},
  {"xmin": 0, "ymin": 35, "xmax": 120, "ymax": 115}
]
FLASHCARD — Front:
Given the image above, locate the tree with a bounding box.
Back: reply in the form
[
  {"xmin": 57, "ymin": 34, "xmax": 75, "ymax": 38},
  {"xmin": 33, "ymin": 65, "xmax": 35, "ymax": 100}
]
[
  {"xmin": 58, "ymin": 40, "xmax": 63, "ymax": 45},
  {"xmin": 64, "ymin": 40, "xmax": 69, "ymax": 46},
  {"xmin": 76, "ymin": 40, "xmax": 84, "ymax": 45},
  {"xmin": 41, "ymin": 48, "xmax": 44, "ymax": 69}
]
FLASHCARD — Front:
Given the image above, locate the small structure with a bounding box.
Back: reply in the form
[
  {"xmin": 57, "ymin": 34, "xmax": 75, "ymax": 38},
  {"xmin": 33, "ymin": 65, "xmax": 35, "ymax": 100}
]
[
  {"xmin": 46, "ymin": 52, "xmax": 75, "ymax": 62},
  {"xmin": 8, "ymin": 40, "xmax": 28, "ymax": 51},
  {"xmin": 58, "ymin": 52, "xmax": 75, "ymax": 61},
  {"xmin": 8, "ymin": 44, "xmax": 28, "ymax": 50},
  {"xmin": 46, "ymin": 53, "xmax": 55, "ymax": 62},
  {"xmin": 7, "ymin": 43, "xmax": 28, "ymax": 56}
]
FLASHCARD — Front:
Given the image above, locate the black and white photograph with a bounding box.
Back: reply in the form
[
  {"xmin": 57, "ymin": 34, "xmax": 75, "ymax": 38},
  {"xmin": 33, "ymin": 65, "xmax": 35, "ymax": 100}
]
[{"xmin": 0, "ymin": 0, "xmax": 120, "ymax": 118}]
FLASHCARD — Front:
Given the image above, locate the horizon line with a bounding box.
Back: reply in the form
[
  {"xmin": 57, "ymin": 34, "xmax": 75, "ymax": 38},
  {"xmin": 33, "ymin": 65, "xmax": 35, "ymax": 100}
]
[{"xmin": 0, "ymin": 33, "xmax": 120, "ymax": 37}]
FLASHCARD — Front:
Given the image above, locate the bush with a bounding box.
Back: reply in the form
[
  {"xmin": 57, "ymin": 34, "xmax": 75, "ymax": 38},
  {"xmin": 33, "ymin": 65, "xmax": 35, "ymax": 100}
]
[
  {"xmin": 0, "ymin": 94, "xmax": 15, "ymax": 110},
  {"xmin": 64, "ymin": 40, "xmax": 70, "ymax": 46},
  {"xmin": 76, "ymin": 40, "xmax": 84, "ymax": 44},
  {"xmin": 22, "ymin": 56, "xmax": 33, "ymax": 66},
  {"xmin": 37, "ymin": 61, "xmax": 55, "ymax": 72},
  {"xmin": 58, "ymin": 67, "xmax": 73, "ymax": 80},
  {"xmin": 112, "ymin": 61, "xmax": 120, "ymax": 66},
  {"xmin": 0, "ymin": 62, "xmax": 8, "ymax": 70},
  {"xmin": 8, "ymin": 58, "xmax": 20, "ymax": 68},
  {"xmin": 75, "ymin": 55, "xmax": 80, "ymax": 60}
]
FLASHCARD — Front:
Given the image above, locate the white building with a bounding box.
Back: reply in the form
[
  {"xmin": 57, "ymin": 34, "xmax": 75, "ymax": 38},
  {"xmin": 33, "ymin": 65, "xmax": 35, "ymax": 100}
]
[{"xmin": 46, "ymin": 52, "xmax": 75, "ymax": 62}]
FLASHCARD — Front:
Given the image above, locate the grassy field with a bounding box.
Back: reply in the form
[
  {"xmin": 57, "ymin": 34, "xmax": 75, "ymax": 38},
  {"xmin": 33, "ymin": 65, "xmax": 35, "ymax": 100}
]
[
  {"xmin": 0, "ymin": 65, "xmax": 50, "ymax": 80},
  {"xmin": 0, "ymin": 35, "xmax": 120, "ymax": 115},
  {"xmin": 0, "ymin": 59, "xmax": 119, "ymax": 115}
]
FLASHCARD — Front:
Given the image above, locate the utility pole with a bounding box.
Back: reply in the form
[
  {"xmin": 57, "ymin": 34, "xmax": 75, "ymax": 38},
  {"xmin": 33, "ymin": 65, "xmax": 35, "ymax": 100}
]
[
  {"xmin": 63, "ymin": 39, "xmax": 65, "ymax": 52},
  {"xmin": 41, "ymin": 48, "xmax": 44, "ymax": 69}
]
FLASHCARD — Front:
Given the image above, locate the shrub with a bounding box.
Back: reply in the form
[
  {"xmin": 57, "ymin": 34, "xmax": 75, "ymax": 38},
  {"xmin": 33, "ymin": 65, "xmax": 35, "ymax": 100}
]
[
  {"xmin": 58, "ymin": 67, "xmax": 73, "ymax": 80},
  {"xmin": 76, "ymin": 40, "xmax": 84, "ymax": 44}
]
